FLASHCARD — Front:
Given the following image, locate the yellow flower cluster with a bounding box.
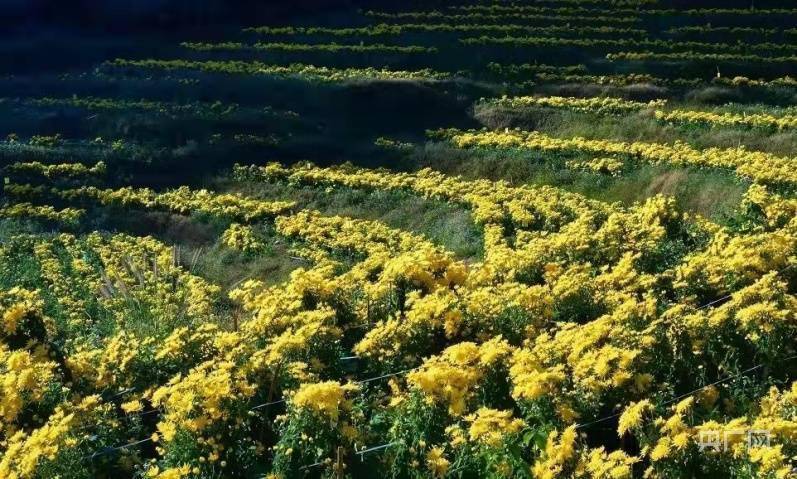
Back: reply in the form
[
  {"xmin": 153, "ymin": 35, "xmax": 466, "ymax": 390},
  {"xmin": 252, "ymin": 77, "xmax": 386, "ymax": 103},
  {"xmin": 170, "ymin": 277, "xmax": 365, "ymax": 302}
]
[
  {"xmin": 485, "ymin": 94, "xmax": 665, "ymax": 115},
  {"xmin": 0, "ymin": 396, "xmax": 103, "ymax": 479},
  {"xmin": 532, "ymin": 425, "xmax": 638, "ymax": 479},
  {"xmin": 27, "ymin": 234, "xmax": 100, "ymax": 331},
  {"xmin": 655, "ymin": 108, "xmax": 797, "ymax": 130},
  {"xmin": 565, "ymin": 157, "xmax": 625, "ymax": 176},
  {"xmin": 0, "ymin": 343, "xmax": 57, "ymax": 435},
  {"xmin": 671, "ymin": 223, "xmax": 797, "ymax": 300},
  {"xmin": 151, "ymin": 360, "xmax": 257, "ymax": 442},
  {"xmin": 291, "ymin": 381, "xmax": 359, "ymax": 421},
  {"xmin": 464, "ymin": 407, "xmax": 526, "ymax": 446},
  {"xmin": 5, "ymin": 183, "xmax": 295, "ymax": 222},
  {"xmin": 0, "ymin": 288, "xmax": 44, "ymax": 337},
  {"xmin": 220, "ymin": 223, "xmax": 264, "ymax": 253},
  {"xmin": 407, "ymin": 338, "xmax": 513, "ymax": 415},
  {"xmin": 5, "ymin": 160, "xmax": 106, "ymax": 179},
  {"xmin": 617, "ymin": 399, "xmax": 652, "ymax": 436},
  {"xmin": 425, "ymin": 446, "xmax": 449, "ymax": 477},
  {"xmin": 742, "ymin": 184, "xmax": 797, "ymax": 230},
  {"xmin": 623, "ymin": 384, "xmax": 797, "ymax": 479},
  {"xmin": 0, "ymin": 202, "xmax": 84, "ymax": 225}
]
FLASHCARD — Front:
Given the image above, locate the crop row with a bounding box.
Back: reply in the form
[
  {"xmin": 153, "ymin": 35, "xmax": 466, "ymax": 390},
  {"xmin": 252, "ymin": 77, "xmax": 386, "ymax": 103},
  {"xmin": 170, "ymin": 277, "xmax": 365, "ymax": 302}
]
[
  {"xmin": 19, "ymin": 95, "xmax": 275, "ymax": 120},
  {"xmin": 484, "ymin": 94, "xmax": 797, "ymax": 131},
  {"xmin": 460, "ymin": 35, "xmax": 797, "ymax": 56},
  {"xmin": 607, "ymin": 51, "xmax": 797, "ymax": 64},
  {"xmin": 448, "ymin": 4, "xmax": 797, "ymax": 16},
  {"xmin": 363, "ymin": 10, "xmax": 642, "ymax": 25},
  {"xmin": 665, "ymin": 25, "xmax": 797, "ymax": 40},
  {"xmin": 103, "ymin": 59, "xmax": 448, "ymax": 82},
  {"xmin": 181, "ymin": 41, "xmax": 437, "ymax": 54},
  {"xmin": 654, "ymin": 109, "xmax": 797, "ymax": 131},
  {"xmin": 0, "ymin": 202, "xmax": 84, "ymax": 225},
  {"xmin": 482, "ymin": 63, "xmax": 797, "ymax": 89},
  {"xmin": 4, "ymin": 160, "xmax": 107, "ymax": 179},
  {"xmin": 184, "ymin": 34, "xmax": 797, "ymax": 60},
  {"xmin": 5, "ymin": 182, "xmax": 296, "ymax": 222},
  {"xmin": 484, "ymin": 95, "xmax": 666, "ymax": 115},
  {"xmin": 242, "ymin": 23, "xmax": 648, "ymax": 39}
]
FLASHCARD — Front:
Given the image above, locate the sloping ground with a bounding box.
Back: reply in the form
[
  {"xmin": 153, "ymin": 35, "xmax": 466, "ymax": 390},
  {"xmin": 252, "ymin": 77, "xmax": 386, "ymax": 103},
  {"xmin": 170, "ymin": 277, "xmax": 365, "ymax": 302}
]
[{"xmin": 2, "ymin": 1, "xmax": 797, "ymax": 478}]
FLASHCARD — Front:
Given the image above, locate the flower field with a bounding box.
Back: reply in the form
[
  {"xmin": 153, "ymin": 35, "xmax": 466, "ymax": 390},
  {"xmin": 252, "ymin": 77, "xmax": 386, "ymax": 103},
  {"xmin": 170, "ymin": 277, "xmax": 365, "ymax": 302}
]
[{"xmin": 3, "ymin": 0, "xmax": 797, "ymax": 478}]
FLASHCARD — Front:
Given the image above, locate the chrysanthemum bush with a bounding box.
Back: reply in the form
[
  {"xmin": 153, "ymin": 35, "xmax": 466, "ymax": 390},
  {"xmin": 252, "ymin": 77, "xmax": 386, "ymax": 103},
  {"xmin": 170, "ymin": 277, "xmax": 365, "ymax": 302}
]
[
  {"xmin": 271, "ymin": 381, "xmax": 362, "ymax": 476},
  {"xmin": 616, "ymin": 384, "xmax": 797, "ymax": 478},
  {"xmin": 1, "ymin": 153, "xmax": 797, "ymax": 477},
  {"xmin": 220, "ymin": 223, "xmax": 266, "ymax": 254}
]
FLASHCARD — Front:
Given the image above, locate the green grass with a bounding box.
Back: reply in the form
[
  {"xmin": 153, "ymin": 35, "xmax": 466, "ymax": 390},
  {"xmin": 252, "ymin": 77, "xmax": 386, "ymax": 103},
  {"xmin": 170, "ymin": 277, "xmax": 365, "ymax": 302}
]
[{"xmin": 183, "ymin": 229, "xmax": 301, "ymax": 290}]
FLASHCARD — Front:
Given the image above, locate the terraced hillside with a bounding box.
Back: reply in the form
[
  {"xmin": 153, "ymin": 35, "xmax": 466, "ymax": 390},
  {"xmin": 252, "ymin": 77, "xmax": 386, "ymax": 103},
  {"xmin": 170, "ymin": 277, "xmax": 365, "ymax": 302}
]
[{"xmin": 3, "ymin": 0, "xmax": 797, "ymax": 478}]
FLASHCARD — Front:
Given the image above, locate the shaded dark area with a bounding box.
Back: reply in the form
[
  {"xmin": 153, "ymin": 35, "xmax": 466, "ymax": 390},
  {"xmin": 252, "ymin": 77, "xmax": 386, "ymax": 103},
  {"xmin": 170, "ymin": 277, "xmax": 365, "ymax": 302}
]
[
  {"xmin": 5, "ymin": 0, "xmax": 409, "ymax": 32},
  {"xmin": 3, "ymin": 0, "xmax": 797, "ymax": 187},
  {"xmin": 7, "ymin": 0, "xmax": 795, "ymax": 32}
]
